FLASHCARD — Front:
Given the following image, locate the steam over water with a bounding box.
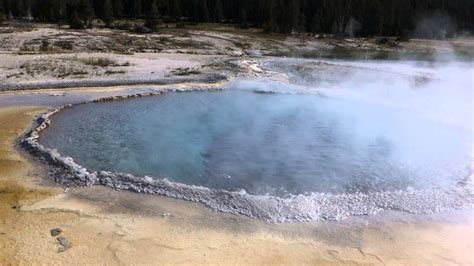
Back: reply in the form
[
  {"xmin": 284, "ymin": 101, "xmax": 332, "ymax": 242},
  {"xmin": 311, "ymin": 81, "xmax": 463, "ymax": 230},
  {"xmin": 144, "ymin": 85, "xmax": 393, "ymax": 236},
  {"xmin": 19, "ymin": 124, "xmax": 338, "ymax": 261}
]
[{"xmin": 40, "ymin": 60, "xmax": 473, "ymax": 199}]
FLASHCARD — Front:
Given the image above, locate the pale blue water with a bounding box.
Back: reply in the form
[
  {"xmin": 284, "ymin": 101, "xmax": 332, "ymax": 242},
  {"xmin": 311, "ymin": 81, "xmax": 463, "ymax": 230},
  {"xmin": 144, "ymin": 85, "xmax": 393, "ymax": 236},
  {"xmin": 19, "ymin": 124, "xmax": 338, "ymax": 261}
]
[{"xmin": 40, "ymin": 90, "xmax": 471, "ymax": 196}]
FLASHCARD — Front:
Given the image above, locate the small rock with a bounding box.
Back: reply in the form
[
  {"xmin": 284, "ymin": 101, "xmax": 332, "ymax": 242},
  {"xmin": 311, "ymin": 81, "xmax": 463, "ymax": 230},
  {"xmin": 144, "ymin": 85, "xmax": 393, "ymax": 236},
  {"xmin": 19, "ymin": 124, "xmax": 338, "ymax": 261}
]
[
  {"xmin": 114, "ymin": 230, "xmax": 126, "ymax": 237},
  {"xmin": 162, "ymin": 212, "xmax": 173, "ymax": 218},
  {"xmin": 50, "ymin": 228, "xmax": 63, "ymax": 237},
  {"xmin": 57, "ymin": 236, "xmax": 71, "ymax": 253}
]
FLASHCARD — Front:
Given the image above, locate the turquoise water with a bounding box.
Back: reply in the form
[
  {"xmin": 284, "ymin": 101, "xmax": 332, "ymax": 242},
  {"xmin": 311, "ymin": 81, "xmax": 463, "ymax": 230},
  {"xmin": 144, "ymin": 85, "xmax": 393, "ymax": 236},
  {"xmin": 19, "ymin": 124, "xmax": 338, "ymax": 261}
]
[{"xmin": 40, "ymin": 90, "xmax": 471, "ymax": 196}]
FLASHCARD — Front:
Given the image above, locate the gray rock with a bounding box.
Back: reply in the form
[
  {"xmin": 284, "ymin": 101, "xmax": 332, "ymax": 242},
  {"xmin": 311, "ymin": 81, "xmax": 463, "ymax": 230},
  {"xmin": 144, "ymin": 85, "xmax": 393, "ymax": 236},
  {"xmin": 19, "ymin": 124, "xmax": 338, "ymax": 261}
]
[
  {"xmin": 57, "ymin": 236, "xmax": 70, "ymax": 253},
  {"xmin": 50, "ymin": 228, "xmax": 62, "ymax": 237}
]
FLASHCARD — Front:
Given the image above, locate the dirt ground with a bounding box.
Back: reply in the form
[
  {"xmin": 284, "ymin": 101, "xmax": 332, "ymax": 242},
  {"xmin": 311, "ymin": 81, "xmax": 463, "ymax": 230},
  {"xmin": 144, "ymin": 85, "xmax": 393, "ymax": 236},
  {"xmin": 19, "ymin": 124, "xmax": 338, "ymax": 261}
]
[{"xmin": 1, "ymin": 22, "xmax": 473, "ymax": 91}]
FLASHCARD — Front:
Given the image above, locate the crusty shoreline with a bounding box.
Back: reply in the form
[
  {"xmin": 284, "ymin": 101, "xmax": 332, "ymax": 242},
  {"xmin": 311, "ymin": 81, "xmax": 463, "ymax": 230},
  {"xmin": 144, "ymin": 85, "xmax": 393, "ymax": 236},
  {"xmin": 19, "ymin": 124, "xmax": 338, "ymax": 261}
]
[
  {"xmin": 19, "ymin": 86, "xmax": 474, "ymax": 223},
  {"xmin": 0, "ymin": 74, "xmax": 227, "ymax": 92}
]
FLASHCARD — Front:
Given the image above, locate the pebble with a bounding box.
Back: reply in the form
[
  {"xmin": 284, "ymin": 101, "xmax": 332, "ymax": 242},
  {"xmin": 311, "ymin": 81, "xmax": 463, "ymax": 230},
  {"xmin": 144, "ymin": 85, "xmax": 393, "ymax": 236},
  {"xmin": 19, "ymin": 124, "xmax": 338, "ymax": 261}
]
[
  {"xmin": 56, "ymin": 236, "xmax": 71, "ymax": 253},
  {"xmin": 50, "ymin": 228, "xmax": 62, "ymax": 237}
]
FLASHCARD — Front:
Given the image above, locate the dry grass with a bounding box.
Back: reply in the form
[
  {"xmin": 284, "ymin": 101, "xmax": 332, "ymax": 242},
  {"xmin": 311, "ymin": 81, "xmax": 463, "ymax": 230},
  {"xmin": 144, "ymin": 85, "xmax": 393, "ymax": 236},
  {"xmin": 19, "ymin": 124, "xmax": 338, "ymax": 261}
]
[
  {"xmin": 75, "ymin": 57, "xmax": 131, "ymax": 69},
  {"xmin": 80, "ymin": 57, "xmax": 120, "ymax": 67},
  {"xmin": 104, "ymin": 69, "xmax": 126, "ymax": 75},
  {"xmin": 19, "ymin": 60, "xmax": 90, "ymax": 78},
  {"xmin": 169, "ymin": 67, "xmax": 201, "ymax": 76}
]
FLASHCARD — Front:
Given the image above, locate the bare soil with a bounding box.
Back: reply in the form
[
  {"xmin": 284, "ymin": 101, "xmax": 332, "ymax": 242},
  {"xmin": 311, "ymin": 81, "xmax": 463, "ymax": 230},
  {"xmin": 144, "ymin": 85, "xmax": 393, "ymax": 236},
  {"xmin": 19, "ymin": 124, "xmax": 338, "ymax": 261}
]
[{"xmin": 1, "ymin": 22, "xmax": 473, "ymax": 92}]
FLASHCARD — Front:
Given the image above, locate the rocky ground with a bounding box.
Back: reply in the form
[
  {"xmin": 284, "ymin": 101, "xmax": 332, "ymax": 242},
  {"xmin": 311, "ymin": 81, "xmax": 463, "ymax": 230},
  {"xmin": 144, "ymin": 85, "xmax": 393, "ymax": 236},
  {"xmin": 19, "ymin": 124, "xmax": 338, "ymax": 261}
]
[{"xmin": 1, "ymin": 21, "xmax": 473, "ymax": 91}]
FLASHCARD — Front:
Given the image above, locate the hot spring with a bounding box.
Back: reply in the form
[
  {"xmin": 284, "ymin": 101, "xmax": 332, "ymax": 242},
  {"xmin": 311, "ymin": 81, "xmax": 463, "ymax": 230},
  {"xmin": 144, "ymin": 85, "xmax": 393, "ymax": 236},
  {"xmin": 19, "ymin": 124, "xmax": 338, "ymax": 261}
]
[{"xmin": 39, "ymin": 60, "xmax": 473, "ymax": 221}]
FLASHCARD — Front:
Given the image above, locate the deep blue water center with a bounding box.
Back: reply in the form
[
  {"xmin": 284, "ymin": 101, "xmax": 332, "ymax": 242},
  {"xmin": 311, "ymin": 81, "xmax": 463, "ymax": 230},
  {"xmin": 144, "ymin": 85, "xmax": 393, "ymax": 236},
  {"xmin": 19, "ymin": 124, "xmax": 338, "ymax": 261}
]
[{"xmin": 40, "ymin": 90, "xmax": 470, "ymax": 196}]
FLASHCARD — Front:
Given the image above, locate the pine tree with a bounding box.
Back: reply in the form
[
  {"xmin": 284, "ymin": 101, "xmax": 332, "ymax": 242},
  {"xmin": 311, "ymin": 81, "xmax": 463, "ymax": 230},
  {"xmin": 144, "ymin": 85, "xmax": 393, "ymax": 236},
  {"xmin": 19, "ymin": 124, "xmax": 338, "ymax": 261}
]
[
  {"xmin": 241, "ymin": 8, "xmax": 248, "ymax": 28},
  {"xmin": 50, "ymin": 0, "xmax": 63, "ymax": 22},
  {"xmin": 101, "ymin": 0, "xmax": 114, "ymax": 27},
  {"xmin": 12, "ymin": 0, "xmax": 24, "ymax": 18},
  {"xmin": 133, "ymin": 0, "xmax": 141, "ymax": 18},
  {"xmin": 1, "ymin": 0, "xmax": 473, "ymax": 38},
  {"xmin": 198, "ymin": 0, "xmax": 209, "ymax": 22},
  {"xmin": 297, "ymin": 11, "xmax": 306, "ymax": 32},
  {"xmin": 240, "ymin": 0, "xmax": 248, "ymax": 28},
  {"xmin": 0, "ymin": 0, "xmax": 5, "ymax": 24},
  {"xmin": 66, "ymin": 2, "xmax": 84, "ymax": 29},
  {"xmin": 112, "ymin": 0, "xmax": 123, "ymax": 17},
  {"xmin": 78, "ymin": 0, "xmax": 94, "ymax": 28},
  {"xmin": 3, "ymin": 0, "xmax": 10, "ymax": 19},
  {"xmin": 284, "ymin": 0, "xmax": 300, "ymax": 33},
  {"xmin": 276, "ymin": 0, "xmax": 285, "ymax": 33},
  {"xmin": 214, "ymin": 0, "xmax": 223, "ymax": 22},
  {"xmin": 263, "ymin": 0, "xmax": 278, "ymax": 32},
  {"xmin": 144, "ymin": 0, "xmax": 160, "ymax": 31},
  {"xmin": 310, "ymin": 13, "xmax": 321, "ymax": 34},
  {"xmin": 191, "ymin": 0, "xmax": 199, "ymax": 22},
  {"xmin": 169, "ymin": 0, "xmax": 181, "ymax": 21}
]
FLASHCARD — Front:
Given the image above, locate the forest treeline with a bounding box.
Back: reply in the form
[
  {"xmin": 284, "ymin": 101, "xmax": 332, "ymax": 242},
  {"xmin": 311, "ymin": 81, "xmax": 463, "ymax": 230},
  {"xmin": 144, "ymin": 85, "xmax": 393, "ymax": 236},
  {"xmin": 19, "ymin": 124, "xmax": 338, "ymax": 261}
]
[{"xmin": 0, "ymin": 0, "xmax": 473, "ymax": 38}]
